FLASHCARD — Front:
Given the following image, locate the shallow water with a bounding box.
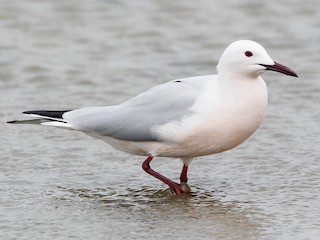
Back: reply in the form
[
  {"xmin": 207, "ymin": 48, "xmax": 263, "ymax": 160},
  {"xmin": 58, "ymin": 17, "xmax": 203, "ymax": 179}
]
[{"xmin": 1, "ymin": 0, "xmax": 320, "ymax": 239}]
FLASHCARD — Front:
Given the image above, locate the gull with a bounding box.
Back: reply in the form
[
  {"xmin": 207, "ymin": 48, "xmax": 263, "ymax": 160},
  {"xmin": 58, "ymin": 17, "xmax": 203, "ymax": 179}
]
[{"xmin": 8, "ymin": 40, "xmax": 298, "ymax": 195}]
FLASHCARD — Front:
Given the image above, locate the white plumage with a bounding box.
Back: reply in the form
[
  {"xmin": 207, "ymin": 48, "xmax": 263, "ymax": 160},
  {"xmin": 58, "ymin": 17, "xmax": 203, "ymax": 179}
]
[{"xmin": 8, "ymin": 40, "xmax": 298, "ymax": 194}]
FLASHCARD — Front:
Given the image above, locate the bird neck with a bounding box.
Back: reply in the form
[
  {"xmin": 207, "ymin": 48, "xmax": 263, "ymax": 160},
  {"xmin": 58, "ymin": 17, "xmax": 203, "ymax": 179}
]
[
  {"xmin": 218, "ymin": 68, "xmax": 259, "ymax": 82},
  {"xmin": 215, "ymin": 74, "xmax": 267, "ymax": 105}
]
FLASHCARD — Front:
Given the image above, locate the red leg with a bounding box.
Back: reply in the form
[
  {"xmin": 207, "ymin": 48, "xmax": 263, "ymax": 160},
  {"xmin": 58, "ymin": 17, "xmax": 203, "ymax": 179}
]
[
  {"xmin": 142, "ymin": 156, "xmax": 184, "ymax": 195},
  {"xmin": 180, "ymin": 164, "xmax": 188, "ymax": 183},
  {"xmin": 179, "ymin": 164, "xmax": 191, "ymax": 194}
]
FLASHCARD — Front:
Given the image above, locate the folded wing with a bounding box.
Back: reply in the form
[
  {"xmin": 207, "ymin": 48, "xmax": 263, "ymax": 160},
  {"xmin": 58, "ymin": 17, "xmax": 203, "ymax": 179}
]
[{"xmin": 64, "ymin": 80, "xmax": 200, "ymax": 141}]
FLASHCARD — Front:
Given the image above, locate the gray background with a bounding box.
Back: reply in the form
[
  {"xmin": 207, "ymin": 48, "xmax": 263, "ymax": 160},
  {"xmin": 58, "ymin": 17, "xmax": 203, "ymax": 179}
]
[{"xmin": 1, "ymin": 0, "xmax": 319, "ymax": 239}]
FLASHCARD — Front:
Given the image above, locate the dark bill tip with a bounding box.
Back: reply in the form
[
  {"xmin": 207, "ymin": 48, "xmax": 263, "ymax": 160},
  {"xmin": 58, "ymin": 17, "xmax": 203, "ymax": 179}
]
[{"xmin": 260, "ymin": 62, "xmax": 298, "ymax": 77}]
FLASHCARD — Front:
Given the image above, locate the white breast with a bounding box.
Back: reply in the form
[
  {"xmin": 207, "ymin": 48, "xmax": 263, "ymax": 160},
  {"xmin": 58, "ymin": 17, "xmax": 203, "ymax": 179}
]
[{"xmin": 150, "ymin": 77, "xmax": 268, "ymax": 157}]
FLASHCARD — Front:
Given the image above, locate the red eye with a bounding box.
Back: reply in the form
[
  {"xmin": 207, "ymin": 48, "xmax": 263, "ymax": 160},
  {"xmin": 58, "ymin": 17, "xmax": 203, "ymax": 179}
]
[{"xmin": 245, "ymin": 51, "xmax": 253, "ymax": 57}]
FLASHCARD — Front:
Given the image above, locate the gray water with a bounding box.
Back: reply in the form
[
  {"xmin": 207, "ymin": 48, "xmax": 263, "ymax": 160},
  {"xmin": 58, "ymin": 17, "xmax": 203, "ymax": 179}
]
[{"xmin": 1, "ymin": 0, "xmax": 320, "ymax": 239}]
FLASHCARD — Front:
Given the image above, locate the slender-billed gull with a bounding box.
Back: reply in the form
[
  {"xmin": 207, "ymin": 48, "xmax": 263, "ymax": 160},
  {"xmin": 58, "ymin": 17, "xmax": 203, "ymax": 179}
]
[{"xmin": 8, "ymin": 40, "xmax": 298, "ymax": 195}]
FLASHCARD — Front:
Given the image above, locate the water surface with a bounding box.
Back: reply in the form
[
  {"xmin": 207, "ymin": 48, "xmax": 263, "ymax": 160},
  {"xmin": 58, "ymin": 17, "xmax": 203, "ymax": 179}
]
[{"xmin": 1, "ymin": 1, "xmax": 320, "ymax": 239}]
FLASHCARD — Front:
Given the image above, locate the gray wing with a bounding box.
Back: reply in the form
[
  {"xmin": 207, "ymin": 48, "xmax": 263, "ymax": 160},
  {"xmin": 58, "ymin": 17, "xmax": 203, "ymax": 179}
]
[{"xmin": 63, "ymin": 80, "xmax": 200, "ymax": 141}]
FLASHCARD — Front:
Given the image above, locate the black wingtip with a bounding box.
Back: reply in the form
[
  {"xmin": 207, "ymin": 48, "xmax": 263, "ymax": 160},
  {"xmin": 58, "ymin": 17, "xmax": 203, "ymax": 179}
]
[
  {"xmin": 22, "ymin": 110, "xmax": 71, "ymax": 118},
  {"xmin": 7, "ymin": 120, "xmax": 17, "ymax": 124},
  {"xmin": 22, "ymin": 110, "xmax": 38, "ymax": 114}
]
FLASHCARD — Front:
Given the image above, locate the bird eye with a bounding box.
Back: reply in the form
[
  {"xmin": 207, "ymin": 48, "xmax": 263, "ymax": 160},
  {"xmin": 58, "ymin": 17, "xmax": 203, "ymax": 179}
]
[{"xmin": 245, "ymin": 51, "xmax": 253, "ymax": 57}]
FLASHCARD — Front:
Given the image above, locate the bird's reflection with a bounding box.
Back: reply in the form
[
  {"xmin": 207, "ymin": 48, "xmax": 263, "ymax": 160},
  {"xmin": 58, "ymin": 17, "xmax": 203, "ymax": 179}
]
[{"xmin": 56, "ymin": 185, "xmax": 265, "ymax": 240}]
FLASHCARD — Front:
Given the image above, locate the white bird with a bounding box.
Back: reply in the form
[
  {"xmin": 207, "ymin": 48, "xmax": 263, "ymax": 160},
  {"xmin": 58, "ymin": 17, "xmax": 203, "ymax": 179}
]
[{"xmin": 8, "ymin": 40, "xmax": 298, "ymax": 195}]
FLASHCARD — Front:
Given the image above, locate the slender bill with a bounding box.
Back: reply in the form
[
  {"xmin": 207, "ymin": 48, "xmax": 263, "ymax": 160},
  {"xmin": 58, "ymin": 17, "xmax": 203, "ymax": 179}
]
[{"xmin": 260, "ymin": 62, "xmax": 298, "ymax": 77}]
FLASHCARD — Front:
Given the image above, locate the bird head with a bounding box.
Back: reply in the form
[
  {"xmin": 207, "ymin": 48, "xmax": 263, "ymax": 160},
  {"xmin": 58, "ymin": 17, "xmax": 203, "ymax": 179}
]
[{"xmin": 217, "ymin": 40, "xmax": 298, "ymax": 79}]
